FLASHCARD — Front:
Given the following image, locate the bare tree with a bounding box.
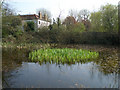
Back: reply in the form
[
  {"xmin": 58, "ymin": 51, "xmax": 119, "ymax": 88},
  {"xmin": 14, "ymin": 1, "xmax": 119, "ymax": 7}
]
[
  {"xmin": 78, "ymin": 9, "xmax": 90, "ymax": 21},
  {"xmin": 68, "ymin": 9, "xmax": 90, "ymax": 22},
  {"xmin": 69, "ymin": 9, "xmax": 78, "ymax": 20},
  {"xmin": 2, "ymin": 0, "xmax": 16, "ymax": 16},
  {"xmin": 77, "ymin": 14, "xmax": 82, "ymax": 22}
]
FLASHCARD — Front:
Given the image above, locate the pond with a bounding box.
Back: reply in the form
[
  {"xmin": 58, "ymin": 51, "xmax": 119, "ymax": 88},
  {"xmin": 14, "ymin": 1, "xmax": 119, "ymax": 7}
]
[{"xmin": 2, "ymin": 45, "xmax": 119, "ymax": 88}]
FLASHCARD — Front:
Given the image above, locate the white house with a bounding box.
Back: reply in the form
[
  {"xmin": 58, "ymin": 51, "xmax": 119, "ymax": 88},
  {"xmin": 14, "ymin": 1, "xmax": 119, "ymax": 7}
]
[{"xmin": 20, "ymin": 12, "xmax": 50, "ymax": 30}]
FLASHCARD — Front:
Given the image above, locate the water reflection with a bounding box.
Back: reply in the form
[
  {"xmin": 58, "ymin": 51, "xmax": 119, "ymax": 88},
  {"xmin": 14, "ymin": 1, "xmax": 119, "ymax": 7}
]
[
  {"xmin": 2, "ymin": 48, "xmax": 31, "ymax": 72},
  {"xmin": 2, "ymin": 47, "xmax": 119, "ymax": 88},
  {"xmin": 94, "ymin": 50, "xmax": 119, "ymax": 74},
  {"xmin": 3, "ymin": 62, "xmax": 118, "ymax": 88}
]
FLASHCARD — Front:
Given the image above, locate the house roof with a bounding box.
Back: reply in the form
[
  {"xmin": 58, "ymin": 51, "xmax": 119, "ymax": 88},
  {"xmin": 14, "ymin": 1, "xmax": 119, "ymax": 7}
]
[
  {"xmin": 20, "ymin": 14, "xmax": 50, "ymax": 23},
  {"xmin": 20, "ymin": 14, "xmax": 39, "ymax": 20}
]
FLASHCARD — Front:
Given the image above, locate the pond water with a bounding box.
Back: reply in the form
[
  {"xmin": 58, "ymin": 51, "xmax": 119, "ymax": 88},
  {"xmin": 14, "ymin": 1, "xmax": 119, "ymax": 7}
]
[{"xmin": 2, "ymin": 45, "xmax": 119, "ymax": 88}]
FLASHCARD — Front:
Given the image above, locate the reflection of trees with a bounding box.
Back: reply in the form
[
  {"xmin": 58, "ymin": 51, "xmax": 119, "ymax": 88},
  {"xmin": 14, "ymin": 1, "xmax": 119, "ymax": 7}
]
[
  {"xmin": 46, "ymin": 62, "xmax": 50, "ymax": 74},
  {"xmin": 89, "ymin": 62, "xmax": 118, "ymax": 88},
  {"xmin": 33, "ymin": 56, "xmax": 95, "ymax": 66},
  {"xmin": 93, "ymin": 50, "xmax": 119, "ymax": 74},
  {"xmin": 57, "ymin": 64, "xmax": 66, "ymax": 74},
  {"xmin": 55, "ymin": 45, "xmax": 119, "ymax": 74},
  {"xmin": 2, "ymin": 48, "xmax": 29, "ymax": 72},
  {"xmin": 2, "ymin": 48, "xmax": 30, "ymax": 88},
  {"xmin": 88, "ymin": 47, "xmax": 118, "ymax": 88},
  {"xmin": 3, "ymin": 46, "xmax": 118, "ymax": 75},
  {"xmin": 2, "ymin": 72, "xmax": 10, "ymax": 88}
]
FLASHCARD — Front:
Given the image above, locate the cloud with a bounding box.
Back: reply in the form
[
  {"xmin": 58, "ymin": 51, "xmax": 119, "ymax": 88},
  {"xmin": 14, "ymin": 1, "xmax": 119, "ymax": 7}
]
[{"xmin": 8, "ymin": 0, "xmax": 42, "ymax": 3}]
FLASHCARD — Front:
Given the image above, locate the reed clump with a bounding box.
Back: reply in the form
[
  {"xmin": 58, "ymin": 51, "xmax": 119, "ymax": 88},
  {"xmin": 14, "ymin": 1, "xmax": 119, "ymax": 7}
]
[{"xmin": 29, "ymin": 48, "xmax": 99, "ymax": 63}]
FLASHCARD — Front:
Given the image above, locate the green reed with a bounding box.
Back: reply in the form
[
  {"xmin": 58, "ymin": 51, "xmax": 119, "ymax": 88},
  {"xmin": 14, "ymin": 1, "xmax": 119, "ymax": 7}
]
[{"xmin": 29, "ymin": 48, "xmax": 99, "ymax": 63}]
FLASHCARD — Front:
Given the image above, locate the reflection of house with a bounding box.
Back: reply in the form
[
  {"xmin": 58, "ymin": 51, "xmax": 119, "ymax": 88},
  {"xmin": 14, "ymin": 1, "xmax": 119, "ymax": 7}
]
[{"xmin": 20, "ymin": 12, "xmax": 50, "ymax": 30}]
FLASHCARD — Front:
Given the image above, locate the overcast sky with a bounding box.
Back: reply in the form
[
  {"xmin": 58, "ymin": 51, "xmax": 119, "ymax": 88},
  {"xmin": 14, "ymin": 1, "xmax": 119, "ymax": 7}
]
[{"xmin": 6, "ymin": 0, "xmax": 119, "ymax": 19}]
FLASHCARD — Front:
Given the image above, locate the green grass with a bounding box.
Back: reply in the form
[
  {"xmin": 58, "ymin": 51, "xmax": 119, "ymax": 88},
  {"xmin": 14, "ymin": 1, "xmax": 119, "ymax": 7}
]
[{"xmin": 29, "ymin": 48, "xmax": 99, "ymax": 64}]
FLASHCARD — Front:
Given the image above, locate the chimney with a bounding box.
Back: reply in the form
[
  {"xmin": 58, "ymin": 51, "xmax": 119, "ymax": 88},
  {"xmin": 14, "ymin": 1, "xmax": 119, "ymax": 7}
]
[
  {"xmin": 44, "ymin": 13, "xmax": 47, "ymax": 21},
  {"xmin": 38, "ymin": 11, "xmax": 42, "ymax": 19}
]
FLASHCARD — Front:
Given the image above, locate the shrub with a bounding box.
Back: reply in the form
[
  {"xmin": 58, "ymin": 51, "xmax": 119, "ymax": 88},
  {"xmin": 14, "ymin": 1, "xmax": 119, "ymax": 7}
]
[
  {"xmin": 2, "ymin": 16, "xmax": 22, "ymax": 38},
  {"xmin": 24, "ymin": 21, "xmax": 35, "ymax": 31}
]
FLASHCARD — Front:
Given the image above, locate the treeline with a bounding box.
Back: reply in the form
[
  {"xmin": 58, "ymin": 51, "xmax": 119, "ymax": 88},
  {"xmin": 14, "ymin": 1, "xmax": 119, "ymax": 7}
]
[
  {"xmin": 2, "ymin": 2, "xmax": 119, "ymax": 45},
  {"xmin": 90, "ymin": 4, "xmax": 118, "ymax": 32},
  {"xmin": 31, "ymin": 27, "xmax": 118, "ymax": 45},
  {"xmin": 2, "ymin": 1, "xmax": 22, "ymax": 38}
]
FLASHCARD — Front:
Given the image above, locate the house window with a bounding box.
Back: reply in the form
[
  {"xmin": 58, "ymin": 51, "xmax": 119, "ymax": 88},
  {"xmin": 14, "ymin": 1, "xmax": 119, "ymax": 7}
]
[{"xmin": 39, "ymin": 21, "xmax": 40, "ymax": 24}]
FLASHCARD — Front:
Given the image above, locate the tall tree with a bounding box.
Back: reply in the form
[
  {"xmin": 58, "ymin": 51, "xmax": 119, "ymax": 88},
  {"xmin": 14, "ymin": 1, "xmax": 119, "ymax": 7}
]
[
  {"xmin": 2, "ymin": 1, "xmax": 22, "ymax": 37},
  {"xmin": 90, "ymin": 11, "xmax": 103, "ymax": 32},
  {"xmin": 100, "ymin": 4, "xmax": 118, "ymax": 32},
  {"xmin": 90, "ymin": 4, "xmax": 118, "ymax": 32},
  {"xmin": 78, "ymin": 9, "xmax": 90, "ymax": 31}
]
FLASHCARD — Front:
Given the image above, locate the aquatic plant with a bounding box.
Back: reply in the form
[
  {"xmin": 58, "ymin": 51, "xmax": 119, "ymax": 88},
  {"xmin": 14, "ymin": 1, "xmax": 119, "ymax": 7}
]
[{"xmin": 29, "ymin": 48, "xmax": 99, "ymax": 64}]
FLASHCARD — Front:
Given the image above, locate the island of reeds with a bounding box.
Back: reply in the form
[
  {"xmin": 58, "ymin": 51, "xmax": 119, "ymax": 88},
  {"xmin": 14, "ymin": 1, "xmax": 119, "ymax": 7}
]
[{"xmin": 29, "ymin": 48, "xmax": 99, "ymax": 64}]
